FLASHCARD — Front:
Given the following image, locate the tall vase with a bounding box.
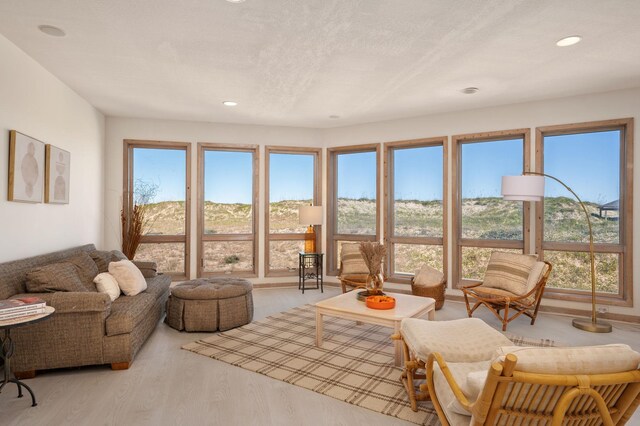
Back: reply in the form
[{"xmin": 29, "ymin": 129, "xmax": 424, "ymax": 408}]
[{"xmin": 366, "ymin": 273, "xmax": 384, "ymax": 295}]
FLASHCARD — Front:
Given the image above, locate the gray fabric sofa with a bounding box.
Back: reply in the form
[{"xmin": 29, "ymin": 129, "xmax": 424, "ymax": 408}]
[{"xmin": 0, "ymin": 244, "xmax": 171, "ymax": 375}]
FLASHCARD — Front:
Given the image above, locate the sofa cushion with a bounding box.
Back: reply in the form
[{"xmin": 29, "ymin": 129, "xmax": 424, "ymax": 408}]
[
  {"xmin": 494, "ymin": 344, "xmax": 640, "ymax": 375},
  {"xmin": 66, "ymin": 253, "xmax": 99, "ymax": 291},
  {"xmin": 109, "ymin": 260, "xmax": 147, "ymax": 296},
  {"xmin": 89, "ymin": 250, "xmax": 113, "ymax": 273},
  {"xmin": 340, "ymin": 243, "xmax": 369, "ymax": 275},
  {"xmin": 105, "ymin": 293, "xmax": 156, "ymax": 336},
  {"xmin": 483, "ymin": 251, "xmax": 537, "ymax": 295},
  {"xmin": 94, "ymin": 272, "xmax": 121, "ymax": 302},
  {"xmin": 25, "ymin": 262, "xmax": 88, "ymax": 293},
  {"xmin": 401, "ymin": 317, "xmax": 512, "ymax": 363},
  {"xmin": 133, "ymin": 261, "xmax": 158, "ymax": 278},
  {"xmin": 144, "ymin": 275, "xmax": 171, "ymax": 301}
]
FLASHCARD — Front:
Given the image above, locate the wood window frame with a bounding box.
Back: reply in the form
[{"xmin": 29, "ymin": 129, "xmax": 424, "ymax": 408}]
[
  {"xmin": 383, "ymin": 137, "xmax": 448, "ymax": 284},
  {"xmin": 122, "ymin": 139, "xmax": 191, "ymax": 281},
  {"xmin": 197, "ymin": 142, "xmax": 259, "ymax": 278},
  {"xmin": 451, "ymin": 129, "xmax": 531, "ymax": 288},
  {"xmin": 264, "ymin": 146, "xmax": 322, "ymax": 277},
  {"xmin": 326, "ymin": 143, "xmax": 381, "ymax": 276},
  {"xmin": 535, "ymin": 118, "xmax": 634, "ymax": 306}
]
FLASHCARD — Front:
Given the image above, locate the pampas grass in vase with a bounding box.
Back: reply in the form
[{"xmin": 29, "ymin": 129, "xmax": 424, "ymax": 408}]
[
  {"xmin": 121, "ymin": 181, "xmax": 158, "ymax": 260},
  {"xmin": 359, "ymin": 242, "xmax": 386, "ymax": 295}
]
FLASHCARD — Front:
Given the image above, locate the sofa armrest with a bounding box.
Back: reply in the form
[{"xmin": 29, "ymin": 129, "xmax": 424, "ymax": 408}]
[
  {"xmin": 132, "ymin": 260, "xmax": 157, "ymax": 278},
  {"xmin": 13, "ymin": 292, "xmax": 111, "ymax": 314}
]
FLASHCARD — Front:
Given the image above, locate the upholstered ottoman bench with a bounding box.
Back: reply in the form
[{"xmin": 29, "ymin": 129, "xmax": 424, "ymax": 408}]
[{"xmin": 165, "ymin": 278, "xmax": 253, "ymax": 332}]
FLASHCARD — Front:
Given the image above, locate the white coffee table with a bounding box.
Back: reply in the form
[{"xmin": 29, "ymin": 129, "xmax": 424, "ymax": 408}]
[{"xmin": 315, "ymin": 291, "xmax": 435, "ymax": 366}]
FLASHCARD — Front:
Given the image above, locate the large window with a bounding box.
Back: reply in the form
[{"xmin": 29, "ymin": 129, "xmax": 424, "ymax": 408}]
[
  {"xmin": 327, "ymin": 144, "xmax": 380, "ymax": 274},
  {"xmin": 198, "ymin": 143, "xmax": 258, "ymax": 277},
  {"xmin": 452, "ymin": 130, "xmax": 531, "ymax": 287},
  {"xmin": 536, "ymin": 119, "xmax": 633, "ymax": 305},
  {"xmin": 124, "ymin": 140, "xmax": 191, "ymax": 279},
  {"xmin": 384, "ymin": 138, "xmax": 446, "ymax": 282},
  {"xmin": 265, "ymin": 147, "xmax": 321, "ymax": 276}
]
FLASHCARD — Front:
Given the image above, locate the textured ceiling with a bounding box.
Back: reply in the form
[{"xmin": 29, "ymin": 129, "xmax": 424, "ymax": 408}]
[{"xmin": 0, "ymin": 0, "xmax": 639, "ymax": 128}]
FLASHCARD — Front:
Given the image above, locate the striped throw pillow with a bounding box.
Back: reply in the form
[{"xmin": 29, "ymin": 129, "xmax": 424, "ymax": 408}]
[
  {"xmin": 483, "ymin": 251, "xmax": 537, "ymax": 295},
  {"xmin": 340, "ymin": 243, "xmax": 369, "ymax": 275}
]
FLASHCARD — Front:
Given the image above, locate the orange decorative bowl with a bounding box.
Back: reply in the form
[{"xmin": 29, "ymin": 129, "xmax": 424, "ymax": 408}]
[{"xmin": 366, "ymin": 295, "xmax": 396, "ymax": 310}]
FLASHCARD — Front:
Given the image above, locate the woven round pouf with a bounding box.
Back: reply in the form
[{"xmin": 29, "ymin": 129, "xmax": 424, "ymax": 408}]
[{"xmin": 165, "ymin": 278, "xmax": 253, "ymax": 332}]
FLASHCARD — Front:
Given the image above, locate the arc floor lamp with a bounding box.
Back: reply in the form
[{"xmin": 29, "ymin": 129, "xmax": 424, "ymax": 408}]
[{"xmin": 502, "ymin": 172, "xmax": 612, "ymax": 333}]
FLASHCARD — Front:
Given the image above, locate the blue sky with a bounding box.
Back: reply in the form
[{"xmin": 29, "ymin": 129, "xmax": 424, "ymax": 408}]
[
  {"xmin": 133, "ymin": 130, "xmax": 619, "ymax": 205},
  {"xmin": 269, "ymin": 153, "xmax": 314, "ymax": 202},
  {"xmin": 133, "ymin": 148, "xmax": 185, "ymax": 202},
  {"xmin": 544, "ymin": 130, "xmax": 619, "ymax": 203},
  {"xmin": 394, "ymin": 146, "xmax": 443, "ymax": 200},
  {"xmin": 462, "ymin": 138, "xmax": 523, "ymax": 198},
  {"xmin": 337, "ymin": 151, "xmax": 377, "ymax": 199},
  {"xmin": 204, "ymin": 151, "xmax": 253, "ymax": 203}
]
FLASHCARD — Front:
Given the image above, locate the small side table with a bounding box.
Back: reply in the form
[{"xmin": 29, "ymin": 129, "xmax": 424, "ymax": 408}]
[
  {"xmin": 0, "ymin": 306, "xmax": 55, "ymax": 407},
  {"xmin": 299, "ymin": 252, "xmax": 323, "ymax": 294}
]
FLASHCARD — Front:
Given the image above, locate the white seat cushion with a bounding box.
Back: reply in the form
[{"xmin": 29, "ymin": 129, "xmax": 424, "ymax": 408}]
[
  {"xmin": 494, "ymin": 344, "xmax": 640, "ymax": 374},
  {"xmin": 433, "ymin": 360, "xmax": 491, "ymax": 424},
  {"xmin": 401, "ymin": 317, "xmax": 512, "ymax": 363}
]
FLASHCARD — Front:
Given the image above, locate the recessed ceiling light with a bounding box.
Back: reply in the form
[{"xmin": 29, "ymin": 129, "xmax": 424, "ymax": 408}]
[
  {"xmin": 222, "ymin": 101, "xmax": 238, "ymax": 106},
  {"xmin": 461, "ymin": 87, "xmax": 479, "ymax": 95},
  {"xmin": 38, "ymin": 25, "xmax": 66, "ymax": 37},
  {"xmin": 329, "ymin": 115, "xmax": 340, "ymax": 119},
  {"xmin": 556, "ymin": 35, "xmax": 582, "ymax": 47},
  {"xmin": 226, "ymin": 0, "xmax": 246, "ymax": 3}
]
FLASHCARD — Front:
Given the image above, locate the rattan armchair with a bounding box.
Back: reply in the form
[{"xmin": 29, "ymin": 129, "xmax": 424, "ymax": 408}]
[
  {"xmin": 337, "ymin": 242, "xmax": 386, "ymax": 293},
  {"xmin": 461, "ymin": 261, "xmax": 552, "ymax": 331},
  {"xmin": 427, "ymin": 349, "xmax": 640, "ymax": 426}
]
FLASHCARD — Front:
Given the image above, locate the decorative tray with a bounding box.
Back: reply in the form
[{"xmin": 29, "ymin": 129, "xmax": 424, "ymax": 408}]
[{"xmin": 365, "ymin": 295, "xmax": 396, "ymax": 310}]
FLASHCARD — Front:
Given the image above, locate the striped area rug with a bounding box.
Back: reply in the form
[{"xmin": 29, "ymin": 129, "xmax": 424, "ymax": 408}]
[{"xmin": 182, "ymin": 304, "xmax": 553, "ymax": 425}]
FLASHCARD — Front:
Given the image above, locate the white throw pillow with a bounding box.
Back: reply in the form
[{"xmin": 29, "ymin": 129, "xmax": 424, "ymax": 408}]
[
  {"xmin": 108, "ymin": 260, "xmax": 147, "ymax": 296},
  {"xmin": 413, "ymin": 264, "xmax": 444, "ymax": 288},
  {"xmin": 93, "ymin": 272, "xmax": 121, "ymax": 301}
]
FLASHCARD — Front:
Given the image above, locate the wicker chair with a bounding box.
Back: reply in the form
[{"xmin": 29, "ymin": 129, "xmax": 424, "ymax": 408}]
[
  {"xmin": 461, "ymin": 259, "xmax": 552, "ymax": 331},
  {"xmin": 426, "ymin": 346, "xmax": 640, "ymax": 426},
  {"xmin": 337, "ymin": 242, "xmax": 386, "ymax": 293}
]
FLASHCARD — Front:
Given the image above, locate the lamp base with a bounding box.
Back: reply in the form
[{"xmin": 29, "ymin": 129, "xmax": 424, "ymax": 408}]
[
  {"xmin": 572, "ymin": 318, "xmax": 612, "ymax": 333},
  {"xmin": 304, "ymin": 225, "xmax": 316, "ymax": 253}
]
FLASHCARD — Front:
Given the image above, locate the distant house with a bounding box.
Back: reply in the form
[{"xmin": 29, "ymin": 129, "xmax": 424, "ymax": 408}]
[{"xmin": 598, "ymin": 199, "xmax": 619, "ymax": 219}]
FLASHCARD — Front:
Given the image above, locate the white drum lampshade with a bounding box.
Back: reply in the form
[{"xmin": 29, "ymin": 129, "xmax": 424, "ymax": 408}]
[
  {"xmin": 501, "ymin": 175, "xmax": 545, "ymax": 202},
  {"xmin": 298, "ymin": 205, "xmax": 323, "ymax": 225}
]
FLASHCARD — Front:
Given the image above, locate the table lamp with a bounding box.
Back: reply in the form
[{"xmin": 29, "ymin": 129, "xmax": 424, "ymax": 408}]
[{"xmin": 299, "ymin": 205, "xmax": 322, "ymax": 253}]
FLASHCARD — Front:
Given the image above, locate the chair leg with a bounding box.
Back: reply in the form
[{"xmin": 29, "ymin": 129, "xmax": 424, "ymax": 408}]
[
  {"xmin": 462, "ymin": 291, "xmax": 473, "ymax": 318},
  {"xmin": 502, "ymin": 304, "xmax": 509, "ymax": 331},
  {"xmin": 397, "ymin": 334, "xmax": 429, "ymax": 412}
]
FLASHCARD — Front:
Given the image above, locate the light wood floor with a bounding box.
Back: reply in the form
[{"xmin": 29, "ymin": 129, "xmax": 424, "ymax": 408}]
[{"xmin": 2, "ymin": 287, "xmax": 640, "ymax": 425}]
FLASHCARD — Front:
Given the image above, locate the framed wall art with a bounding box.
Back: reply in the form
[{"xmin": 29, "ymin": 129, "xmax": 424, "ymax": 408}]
[
  {"xmin": 45, "ymin": 145, "xmax": 70, "ymax": 204},
  {"xmin": 8, "ymin": 130, "xmax": 45, "ymax": 203}
]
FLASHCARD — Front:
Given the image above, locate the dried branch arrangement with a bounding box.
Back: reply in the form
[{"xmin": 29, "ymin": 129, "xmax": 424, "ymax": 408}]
[
  {"xmin": 121, "ymin": 181, "xmax": 158, "ymax": 259},
  {"xmin": 359, "ymin": 242, "xmax": 386, "ymax": 276},
  {"xmin": 121, "ymin": 204, "xmax": 150, "ymax": 259}
]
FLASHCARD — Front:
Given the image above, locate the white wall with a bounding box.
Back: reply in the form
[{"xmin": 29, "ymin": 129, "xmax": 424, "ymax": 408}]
[
  {"xmin": 0, "ymin": 35, "xmax": 105, "ymax": 262},
  {"xmin": 104, "ymin": 117, "xmax": 321, "ymax": 282},
  {"xmin": 321, "ymin": 88, "xmax": 640, "ymax": 317}
]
